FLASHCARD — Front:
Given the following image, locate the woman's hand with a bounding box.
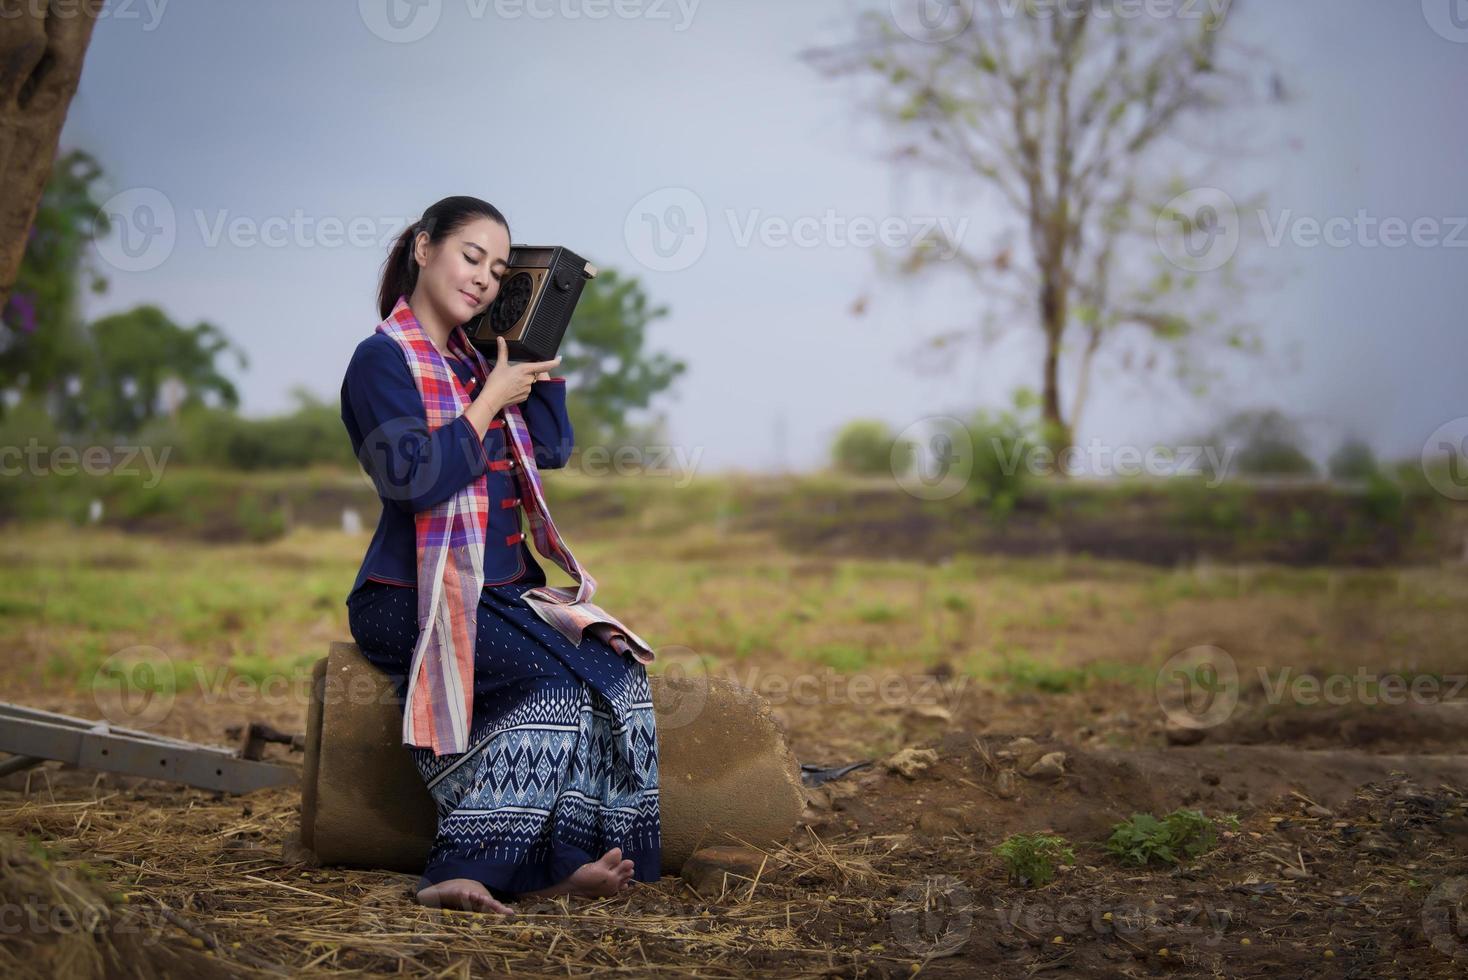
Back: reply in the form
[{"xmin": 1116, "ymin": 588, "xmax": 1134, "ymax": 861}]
[
  {"xmin": 464, "ymin": 336, "xmax": 560, "ymax": 437},
  {"xmin": 482, "ymin": 336, "xmax": 560, "ymax": 408}
]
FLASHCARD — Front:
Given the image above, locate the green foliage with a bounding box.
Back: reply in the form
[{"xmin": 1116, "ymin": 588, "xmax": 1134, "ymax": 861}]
[
  {"xmin": 558, "ymin": 267, "xmax": 686, "ymax": 449},
  {"xmin": 1327, "ymin": 436, "xmax": 1378, "ymax": 481},
  {"xmin": 831, "ymin": 419, "xmax": 913, "ymax": 475},
  {"xmin": 136, "ymin": 388, "xmax": 358, "ymax": 471},
  {"xmin": 989, "ymin": 653, "xmax": 1150, "ymax": 692},
  {"xmin": 1, "ymin": 149, "xmax": 111, "ymax": 406},
  {"xmin": 1199, "ymin": 409, "xmax": 1317, "ymax": 479},
  {"xmin": 59, "ymin": 305, "xmax": 247, "ymax": 436},
  {"xmin": 1105, "ymin": 809, "xmax": 1235, "ymax": 866},
  {"xmin": 967, "ymin": 388, "xmax": 1041, "ymax": 519},
  {"xmin": 856, "ymin": 602, "xmax": 900, "ymax": 624},
  {"xmin": 1362, "ymin": 470, "xmax": 1406, "ymax": 525},
  {"xmin": 0, "ymin": 394, "xmax": 60, "ymax": 449},
  {"xmin": 994, "ymin": 833, "xmax": 1075, "ymax": 887}
]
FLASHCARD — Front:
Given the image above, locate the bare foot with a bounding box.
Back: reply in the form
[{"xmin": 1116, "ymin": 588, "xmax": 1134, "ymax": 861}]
[
  {"xmin": 416, "ymin": 878, "xmax": 515, "ymax": 915},
  {"xmin": 520, "ymin": 847, "xmax": 636, "ymax": 899}
]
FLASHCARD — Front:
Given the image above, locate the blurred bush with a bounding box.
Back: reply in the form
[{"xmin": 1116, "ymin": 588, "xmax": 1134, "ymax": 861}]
[
  {"xmin": 1327, "ymin": 436, "xmax": 1379, "ymax": 481},
  {"xmin": 1196, "ymin": 408, "xmax": 1317, "ymax": 480},
  {"xmin": 135, "ymin": 388, "xmax": 357, "ymax": 471},
  {"xmin": 830, "ymin": 419, "xmax": 914, "ymax": 476},
  {"xmin": 966, "ymin": 389, "xmax": 1042, "ymax": 520}
]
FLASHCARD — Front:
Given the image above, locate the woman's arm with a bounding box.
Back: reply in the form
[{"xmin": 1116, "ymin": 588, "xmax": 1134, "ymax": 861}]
[
  {"xmin": 520, "ymin": 375, "xmax": 574, "ymax": 469},
  {"xmin": 343, "ymin": 336, "xmax": 494, "ymax": 513}
]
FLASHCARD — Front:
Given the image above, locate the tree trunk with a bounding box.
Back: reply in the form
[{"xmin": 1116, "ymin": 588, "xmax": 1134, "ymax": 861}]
[
  {"xmin": 1039, "ymin": 274, "xmax": 1074, "ymax": 470},
  {"xmin": 0, "ymin": 1, "xmax": 102, "ymax": 312}
]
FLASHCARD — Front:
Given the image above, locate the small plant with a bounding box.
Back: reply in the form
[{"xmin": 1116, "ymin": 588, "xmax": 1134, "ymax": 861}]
[
  {"xmin": 1105, "ymin": 809, "xmax": 1235, "ymax": 867},
  {"xmin": 994, "ymin": 833, "xmax": 1075, "ymax": 887}
]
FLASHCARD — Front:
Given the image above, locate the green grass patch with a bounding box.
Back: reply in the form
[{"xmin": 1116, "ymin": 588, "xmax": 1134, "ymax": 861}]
[
  {"xmin": 1105, "ymin": 809, "xmax": 1237, "ymax": 867},
  {"xmin": 994, "ymin": 833, "xmax": 1075, "ymax": 887}
]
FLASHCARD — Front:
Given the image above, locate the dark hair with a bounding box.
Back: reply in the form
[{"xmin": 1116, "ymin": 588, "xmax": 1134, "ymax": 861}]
[{"xmin": 377, "ymin": 196, "xmax": 511, "ymax": 320}]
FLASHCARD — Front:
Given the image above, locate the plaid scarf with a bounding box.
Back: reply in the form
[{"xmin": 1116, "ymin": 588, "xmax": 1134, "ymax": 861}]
[{"xmin": 376, "ymin": 295, "xmax": 654, "ymax": 757}]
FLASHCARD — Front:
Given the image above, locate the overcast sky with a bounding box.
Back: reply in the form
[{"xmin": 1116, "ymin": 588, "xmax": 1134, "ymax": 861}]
[{"xmin": 59, "ymin": 0, "xmax": 1468, "ymax": 473}]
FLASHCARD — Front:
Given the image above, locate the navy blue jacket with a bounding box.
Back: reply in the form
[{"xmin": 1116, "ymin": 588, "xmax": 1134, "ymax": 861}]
[{"xmin": 339, "ymin": 332, "xmax": 573, "ymax": 602}]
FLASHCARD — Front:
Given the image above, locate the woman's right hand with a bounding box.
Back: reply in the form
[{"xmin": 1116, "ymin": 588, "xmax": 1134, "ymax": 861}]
[{"xmin": 478, "ymin": 335, "xmax": 561, "ymax": 411}]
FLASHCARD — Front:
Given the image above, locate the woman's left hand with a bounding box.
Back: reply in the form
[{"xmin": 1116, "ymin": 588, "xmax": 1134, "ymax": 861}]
[{"xmin": 532, "ymin": 371, "xmax": 552, "ymax": 382}]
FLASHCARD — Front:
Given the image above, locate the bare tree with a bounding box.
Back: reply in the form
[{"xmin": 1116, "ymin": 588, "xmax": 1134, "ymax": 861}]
[
  {"xmin": 1, "ymin": 1, "xmax": 102, "ymax": 313},
  {"xmin": 803, "ymin": 0, "xmax": 1283, "ymax": 460}
]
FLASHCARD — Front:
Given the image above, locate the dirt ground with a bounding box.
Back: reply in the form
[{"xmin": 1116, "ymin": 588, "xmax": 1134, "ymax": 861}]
[
  {"xmin": 1, "ymin": 504, "xmax": 1464, "ymax": 977},
  {"xmin": 4, "ymin": 668, "xmax": 1467, "ymax": 979}
]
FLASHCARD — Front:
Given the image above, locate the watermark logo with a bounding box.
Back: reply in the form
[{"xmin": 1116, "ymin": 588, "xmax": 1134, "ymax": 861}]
[
  {"xmin": 1256, "ymin": 668, "xmax": 1466, "ymax": 708},
  {"xmin": 0, "ymin": 440, "xmax": 171, "ymax": 487},
  {"xmin": 1422, "ymin": 0, "xmax": 1468, "ymax": 43},
  {"xmin": 890, "ymin": 874, "xmax": 974, "ymax": 956},
  {"xmin": 94, "ymin": 188, "xmax": 176, "ymax": 273},
  {"xmin": 353, "ymin": 415, "xmax": 453, "ymax": 504},
  {"xmin": 894, "ymin": 416, "xmax": 974, "ymax": 501},
  {"xmin": 890, "ymin": 415, "xmax": 1237, "ymax": 496},
  {"xmin": 575, "ymin": 443, "xmax": 704, "ymax": 487},
  {"xmin": 624, "ymin": 188, "xmax": 968, "ymax": 272},
  {"xmin": 0, "ymin": 896, "xmax": 165, "ymax": 946},
  {"xmin": 722, "ymin": 664, "xmax": 969, "ymax": 713},
  {"xmin": 994, "ymin": 897, "xmax": 1234, "ymax": 947},
  {"xmin": 889, "ymin": 0, "xmax": 974, "ymax": 43},
  {"xmin": 1159, "ymin": 188, "xmax": 1468, "ymax": 271},
  {"xmin": 93, "ymin": 195, "xmax": 423, "ymax": 272},
  {"xmin": 647, "ymin": 644, "xmax": 712, "ymax": 730},
  {"xmin": 1156, "ymin": 187, "xmax": 1240, "ymax": 273},
  {"xmin": 0, "ymin": 0, "xmax": 169, "ymax": 32},
  {"xmin": 1421, "ymin": 417, "xmax": 1468, "ymax": 501},
  {"xmin": 624, "ymin": 188, "xmax": 708, "ymax": 272},
  {"xmin": 1155, "ymin": 644, "xmax": 1239, "ymax": 730},
  {"xmin": 359, "ymin": 0, "xmax": 442, "ymax": 42},
  {"xmin": 1423, "ymin": 876, "xmax": 1468, "ymax": 962},
  {"xmin": 91, "ymin": 645, "xmax": 179, "ymax": 730}
]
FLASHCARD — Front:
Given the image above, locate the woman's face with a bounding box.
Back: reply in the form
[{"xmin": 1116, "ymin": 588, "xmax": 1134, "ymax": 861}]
[{"xmin": 411, "ymin": 215, "xmax": 512, "ymax": 327}]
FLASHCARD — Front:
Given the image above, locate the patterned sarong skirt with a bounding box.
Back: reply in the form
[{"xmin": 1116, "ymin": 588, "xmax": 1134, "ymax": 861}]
[{"xmin": 346, "ymin": 578, "xmax": 661, "ymax": 899}]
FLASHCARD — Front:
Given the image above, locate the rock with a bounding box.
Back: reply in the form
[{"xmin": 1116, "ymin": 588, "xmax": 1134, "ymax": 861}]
[
  {"xmin": 1008, "ymin": 737, "xmax": 1045, "ymax": 770},
  {"xmin": 802, "ymin": 785, "xmax": 832, "ymax": 811},
  {"xmin": 1022, "ymin": 752, "xmax": 1067, "ymax": 781},
  {"xmin": 995, "ymin": 770, "xmax": 1018, "ymax": 799},
  {"xmin": 911, "ymin": 704, "xmax": 953, "ymax": 723},
  {"xmin": 885, "ymin": 747, "xmax": 939, "ymax": 779},
  {"xmin": 1281, "ymin": 866, "xmax": 1312, "ymax": 880},
  {"xmin": 1305, "ymin": 804, "xmax": 1334, "ymax": 819},
  {"xmin": 916, "ymin": 808, "xmax": 967, "ymax": 837},
  {"xmin": 1165, "ymin": 721, "xmax": 1208, "ymax": 746},
  {"xmin": 680, "ymin": 846, "xmax": 768, "ymax": 898}
]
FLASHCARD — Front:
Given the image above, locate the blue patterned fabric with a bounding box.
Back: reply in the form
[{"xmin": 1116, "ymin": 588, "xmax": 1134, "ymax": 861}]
[{"xmin": 346, "ymin": 578, "xmax": 661, "ymax": 898}]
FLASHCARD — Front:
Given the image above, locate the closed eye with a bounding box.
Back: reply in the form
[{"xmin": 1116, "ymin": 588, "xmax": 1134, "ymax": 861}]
[{"xmin": 464, "ymin": 254, "xmax": 504, "ymax": 281}]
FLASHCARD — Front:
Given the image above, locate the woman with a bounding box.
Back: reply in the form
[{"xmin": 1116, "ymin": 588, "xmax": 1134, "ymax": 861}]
[{"xmin": 339, "ymin": 196, "xmax": 661, "ymax": 915}]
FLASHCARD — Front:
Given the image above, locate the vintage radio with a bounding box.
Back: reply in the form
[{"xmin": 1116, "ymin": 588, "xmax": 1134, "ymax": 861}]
[{"xmin": 463, "ymin": 245, "xmax": 597, "ymax": 362}]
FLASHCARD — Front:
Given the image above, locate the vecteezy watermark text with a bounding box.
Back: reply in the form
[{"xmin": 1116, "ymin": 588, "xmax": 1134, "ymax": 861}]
[
  {"xmin": 1156, "ymin": 187, "xmax": 1468, "ymax": 272},
  {"xmin": 891, "ymin": 416, "xmax": 1239, "ymax": 500},
  {"xmin": 1158, "ymin": 644, "xmax": 1468, "ymax": 730},
  {"xmin": 623, "ymin": 187, "xmax": 969, "ymax": 272},
  {"xmin": 0, "ymin": 440, "xmax": 170, "ymax": 488},
  {"xmin": 0, "ymin": 0, "xmax": 169, "ymax": 32},
  {"xmin": 357, "ymin": 0, "xmax": 701, "ymax": 43}
]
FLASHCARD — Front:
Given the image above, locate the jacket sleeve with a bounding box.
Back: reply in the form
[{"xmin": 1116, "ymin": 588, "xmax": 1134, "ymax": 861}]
[
  {"xmin": 521, "ymin": 377, "xmax": 575, "ymax": 469},
  {"xmin": 343, "ymin": 337, "xmax": 492, "ymax": 514}
]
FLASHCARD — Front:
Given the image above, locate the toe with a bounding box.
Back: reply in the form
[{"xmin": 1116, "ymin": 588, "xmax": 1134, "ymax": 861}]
[{"xmin": 600, "ymin": 847, "xmax": 623, "ymax": 867}]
